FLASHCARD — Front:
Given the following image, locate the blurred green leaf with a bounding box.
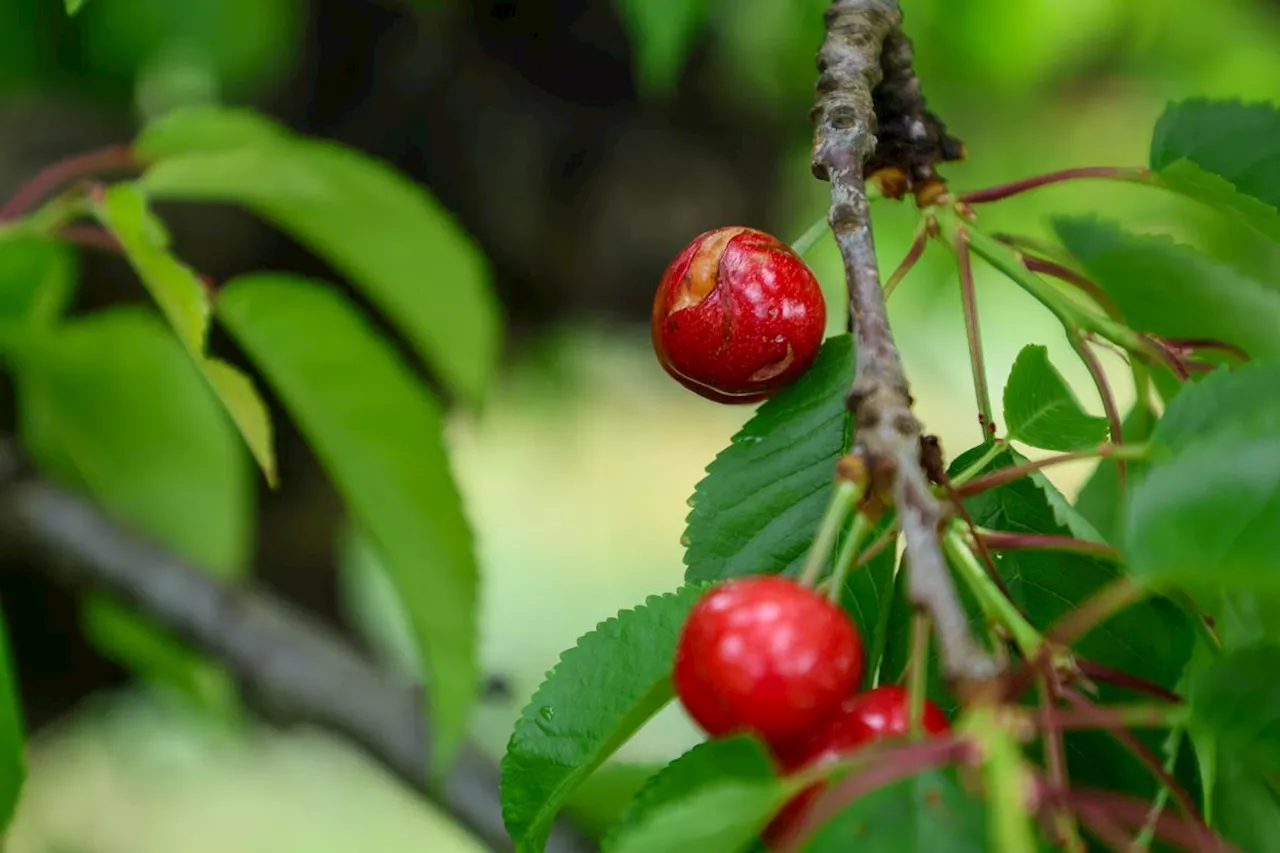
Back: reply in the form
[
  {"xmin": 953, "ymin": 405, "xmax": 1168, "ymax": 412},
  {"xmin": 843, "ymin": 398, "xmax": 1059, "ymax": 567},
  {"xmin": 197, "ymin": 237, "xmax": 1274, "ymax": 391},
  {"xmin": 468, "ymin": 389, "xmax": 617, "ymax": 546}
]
[
  {"xmin": 138, "ymin": 105, "xmax": 500, "ymax": 406},
  {"xmin": 64, "ymin": 0, "xmax": 87, "ymax": 15},
  {"xmin": 1205, "ymin": 752, "xmax": 1280, "ymax": 853},
  {"xmin": 608, "ymin": 772, "xmax": 792, "ymax": 853},
  {"xmin": 616, "ymin": 0, "xmax": 710, "ymax": 96},
  {"xmin": 217, "ymin": 274, "xmax": 479, "ymax": 777},
  {"xmin": 1074, "ymin": 405, "xmax": 1156, "ymax": 544},
  {"xmin": 1151, "ymin": 363, "xmax": 1280, "ymax": 453},
  {"xmin": 11, "ymin": 307, "xmax": 251, "ymax": 710},
  {"xmin": 0, "ymin": 235, "xmax": 75, "ymax": 327},
  {"xmin": 501, "ymin": 585, "xmax": 704, "ymax": 853},
  {"xmin": 1055, "ymin": 217, "xmax": 1280, "ymax": 361},
  {"xmin": 804, "ymin": 769, "xmax": 986, "ymax": 853},
  {"xmin": 1189, "ymin": 644, "xmax": 1280, "ymax": 777},
  {"xmin": 1002, "ymin": 344, "xmax": 1109, "ymax": 451},
  {"xmin": 1149, "ymin": 99, "xmax": 1280, "ymax": 240},
  {"xmin": 565, "ymin": 763, "xmax": 662, "ymax": 838},
  {"xmin": 92, "ymin": 182, "xmax": 277, "ymax": 484},
  {"xmin": 607, "ymin": 736, "xmax": 775, "ymax": 850},
  {"xmin": 0, "ymin": 610, "xmax": 22, "ymax": 832},
  {"xmin": 337, "ymin": 524, "xmax": 420, "ymax": 681}
]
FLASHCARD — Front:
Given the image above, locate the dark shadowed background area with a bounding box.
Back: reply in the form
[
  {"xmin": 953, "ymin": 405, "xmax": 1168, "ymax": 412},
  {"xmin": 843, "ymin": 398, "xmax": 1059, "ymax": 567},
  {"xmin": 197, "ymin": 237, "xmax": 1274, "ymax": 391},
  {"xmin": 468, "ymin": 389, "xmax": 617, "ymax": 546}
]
[{"xmin": 0, "ymin": 1, "xmax": 1277, "ymax": 850}]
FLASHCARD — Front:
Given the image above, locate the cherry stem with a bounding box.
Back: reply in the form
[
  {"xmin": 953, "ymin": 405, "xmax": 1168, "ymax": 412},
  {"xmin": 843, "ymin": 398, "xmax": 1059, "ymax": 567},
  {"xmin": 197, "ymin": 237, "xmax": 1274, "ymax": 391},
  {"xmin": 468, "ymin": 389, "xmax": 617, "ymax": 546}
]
[
  {"xmin": 907, "ymin": 610, "xmax": 931, "ymax": 737},
  {"xmin": 943, "ymin": 523, "xmax": 1043, "ymax": 658},
  {"xmin": 949, "ymin": 439, "xmax": 1009, "ymax": 486},
  {"xmin": 1075, "ymin": 658, "xmax": 1183, "ymax": 704},
  {"xmin": 1071, "ymin": 333, "xmax": 1127, "ymax": 488},
  {"xmin": 790, "ymin": 215, "xmax": 831, "ymax": 258},
  {"xmin": 1037, "ymin": 702, "xmax": 1186, "ymax": 731},
  {"xmin": 953, "ymin": 226, "xmax": 994, "ymax": 438},
  {"xmin": 774, "ymin": 737, "xmax": 968, "ymax": 853},
  {"xmin": 944, "ymin": 473, "xmax": 1019, "ymax": 603},
  {"xmin": 798, "ymin": 479, "xmax": 861, "ymax": 588},
  {"xmin": 1058, "ymin": 687, "xmax": 1204, "ymax": 831},
  {"xmin": 1134, "ymin": 726, "xmax": 1187, "ymax": 852},
  {"xmin": 1046, "ymin": 577, "xmax": 1143, "ymax": 648},
  {"xmin": 1039, "ymin": 669, "xmax": 1087, "ymax": 853},
  {"xmin": 825, "ymin": 510, "xmax": 874, "ymax": 604},
  {"xmin": 1022, "ymin": 255, "xmax": 1126, "ymax": 323},
  {"xmin": 55, "ymin": 224, "xmax": 124, "ymax": 255},
  {"xmin": 978, "ymin": 530, "xmax": 1121, "ymax": 561},
  {"xmin": 1077, "ymin": 805, "xmax": 1142, "ymax": 853},
  {"xmin": 953, "ymin": 443, "xmax": 1145, "ymax": 498},
  {"xmin": 957, "ymin": 166, "xmax": 1148, "ymax": 205},
  {"xmin": 883, "ymin": 223, "xmax": 929, "ymax": 299},
  {"xmin": 0, "ymin": 144, "xmax": 138, "ymax": 222},
  {"xmin": 1053, "ymin": 789, "xmax": 1225, "ymax": 853}
]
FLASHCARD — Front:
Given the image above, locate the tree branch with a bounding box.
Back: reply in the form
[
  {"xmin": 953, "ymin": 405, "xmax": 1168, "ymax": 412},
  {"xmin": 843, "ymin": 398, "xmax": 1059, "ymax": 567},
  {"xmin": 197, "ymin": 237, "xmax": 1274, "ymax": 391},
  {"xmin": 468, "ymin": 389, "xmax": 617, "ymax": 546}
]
[
  {"xmin": 811, "ymin": 0, "xmax": 999, "ymax": 685},
  {"xmin": 0, "ymin": 450, "xmax": 595, "ymax": 853}
]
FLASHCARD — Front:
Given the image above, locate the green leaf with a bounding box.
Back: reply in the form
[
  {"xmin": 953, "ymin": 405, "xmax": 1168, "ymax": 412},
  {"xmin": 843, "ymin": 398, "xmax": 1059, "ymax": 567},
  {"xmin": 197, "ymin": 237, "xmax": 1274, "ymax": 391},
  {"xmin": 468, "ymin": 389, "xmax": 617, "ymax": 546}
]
[
  {"xmin": 1207, "ymin": 753, "xmax": 1280, "ymax": 853},
  {"xmin": 0, "ymin": 611, "xmax": 23, "ymax": 830},
  {"xmin": 1123, "ymin": 433, "xmax": 1280, "ymax": 595},
  {"xmin": 681, "ymin": 334, "xmax": 893, "ymax": 673},
  {"xmin": 1151, "ymin": 363, "xmax": 1280, "ymax": 454},
  {"xmin": 1025, "ymin": 465, "xmax": 1106, "ymax": 545},
  {"xmin": 501, "ymin": 584, "xmax": 705, "ymax": 853},
  {"xmin": 803, "ymin": 769, "xmax": 987, "ymax": 852},
  {"xmin": 65, "ymin": 0, "xmax": 88, "ymax": 15},
  {"xmin": 1149, "ymin": 99, "xmax": 1280, "ymax": 240},
  {"xmin": 608, "ymin": 736, "xmax": 776, "ymax": 850},
  {"xmin": 615, "ymin": 0, "xmax": 711, "ymax": 96},
  {"xmin": 1189, "ymin": 644, "xmax": 1280, "ymax": 777},
  {"xmin": 0, "ymin": 236, "xmax": 75, "ymax": 328},
  {"xmin": 217, "ymin": 274, "xmax": 479, "ymax": 777},
  {"xmin": 137, "ymin": 105, "xmax": 500, "ymax": 405},
  {"xmin": 91, "ymin": 182, "xmax": 277, "ymax": 485},
  {"xmin": 11, "ymin": 308, "xmax": 251, "ymax": 710},
  {"xmin": 608, "ymin": 777, "xmax": 793, "ymax": 853},
  {"xmin": 1074, "ymin": 405, "xmax": 1156, "ymax": 544},
  {"xmin": 1002, "ymin": 344, "xmax": 1109, "ymax": 451},
  {"xmin": 564, "ymin": 763, "xmax": 662, "ymax": 838},
  {"xmin": 1055, "ymin": 217, "xmax": 1280, "ymax": 361}
]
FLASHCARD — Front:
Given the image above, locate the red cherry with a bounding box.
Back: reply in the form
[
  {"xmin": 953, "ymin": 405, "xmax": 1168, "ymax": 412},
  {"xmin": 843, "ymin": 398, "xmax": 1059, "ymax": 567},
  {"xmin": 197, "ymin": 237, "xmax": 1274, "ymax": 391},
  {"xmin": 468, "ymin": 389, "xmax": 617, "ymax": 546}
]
[
  {"xmin": 652, "ymin": 226, "xmax": 826, "ymax": 403},
  {"xmin": 672, "ymin": 576, "xmax": 863, "ymax": 743},
  {"xmin": 763, "ymin": 686, "xmax": 950, "ymax": 848}
]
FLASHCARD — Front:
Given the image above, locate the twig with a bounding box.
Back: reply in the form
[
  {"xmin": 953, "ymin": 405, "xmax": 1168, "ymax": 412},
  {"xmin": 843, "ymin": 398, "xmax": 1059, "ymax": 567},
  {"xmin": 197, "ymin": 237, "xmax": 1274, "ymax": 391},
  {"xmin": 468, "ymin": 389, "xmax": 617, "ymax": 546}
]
[
  {"xmin": 0, "ymin": 145, "xmax": 138, "ymax": 221},
  {"xmin": 811, "ymin": 0, "xmax": 998, "ymax": 685},
  {"xmin": 0, "ymin": 451, "xmax": 596, "ymax": 853}
]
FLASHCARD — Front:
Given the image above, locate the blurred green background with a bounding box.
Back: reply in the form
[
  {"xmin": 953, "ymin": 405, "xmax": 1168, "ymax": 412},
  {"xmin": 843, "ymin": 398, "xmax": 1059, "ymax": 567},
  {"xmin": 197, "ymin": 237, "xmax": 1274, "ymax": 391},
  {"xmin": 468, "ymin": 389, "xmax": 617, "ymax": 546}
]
[{"xmin": 0, "ymin": 0, "xmax": 1278, "ymax": 850}]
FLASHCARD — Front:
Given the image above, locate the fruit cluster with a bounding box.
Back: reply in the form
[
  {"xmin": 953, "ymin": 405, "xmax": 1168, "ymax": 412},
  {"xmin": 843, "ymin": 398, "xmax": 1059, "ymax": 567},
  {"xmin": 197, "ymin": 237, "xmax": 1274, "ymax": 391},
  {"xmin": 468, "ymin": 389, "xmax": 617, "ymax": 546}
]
[
  {"xmin": 651, "ymin": 227, "xmax": 826, "ymax": 403},
  {"xmin": 673, "ymin": 575, "xmax": 949, "ymax": 846}
]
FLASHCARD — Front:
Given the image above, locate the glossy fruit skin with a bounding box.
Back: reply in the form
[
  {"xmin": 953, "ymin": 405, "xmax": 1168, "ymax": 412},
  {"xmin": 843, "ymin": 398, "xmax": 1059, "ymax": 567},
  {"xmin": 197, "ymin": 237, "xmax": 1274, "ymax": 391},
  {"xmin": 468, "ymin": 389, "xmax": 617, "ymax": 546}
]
[
  {"xmin": 763, "ymin": 686, "xmax": 950, "ymax": 848},
  {"xmin": 672, "ymin": 576, "xmax": 863, "ymax": 743},
  {"xmin": 652, "ymin": 227, "xmax": 826, "ymax": 403}
]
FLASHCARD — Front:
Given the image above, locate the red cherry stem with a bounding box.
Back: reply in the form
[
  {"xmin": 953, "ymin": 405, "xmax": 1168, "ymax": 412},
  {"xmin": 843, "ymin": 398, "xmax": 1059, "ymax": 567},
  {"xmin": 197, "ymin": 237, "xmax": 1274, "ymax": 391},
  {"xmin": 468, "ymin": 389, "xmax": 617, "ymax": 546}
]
[
  {"xmin": 1038, "ymin": 668, "xmax": 1087, "ymax": 853},
  {"xmin": 1134, "ymin": 726, "xmax": 1187, "ymax": 852},
  {"xmin": 1071, "ymin": 333, "xmax": 1127, "ymax": 487},
  {"xmin": 1021, "ymin": 254, "xmax": 1126, "ymax": 324},
  {"xmin": 882, "ymin": 223, "xmax": 929, "ymax": 299},
  {"xmin": 1075, "ymin": 657, "xmax": 1183, "ymax": 704},
  {"xmin": 771, "ymin": 737, "xmax": 969, "ymax": 853},
  {"xmin": 55, "ymin": 224, "xmax": 124, "ymax": 255},
  {"xmin": 957, "ymin": 166, "xmax": 1148, "ymax": 205},
  {"xmin": 953, "ymin": 443, "xmax": 1146, "ymax": 499},
  {"xmin": 1036, "ymin": 701, "xmax": 1185, "ymax": 732},
  {"xmin": 1075, "ymin": 804, "xmax": 1142, "ymax": 853},
  {"xmin": 1057, "ymin": 686, "xmax": 1204, "ymax": 830},
  {"xmin": 951, "ymin": 225, "xmax": 995, "ymax": 437},
  {"xmin": 0, "ymin": 144, "xmax": 138, "ymax": 222},
  {"xmin": 1041, "ymin": 783, "xmax": 1227, "ymax": 853},
  {"xmin": 977, "ymin": 530, "xmax": 1120, "ymax": 562},
  {"xmin": 797, "ymin": 479, "xmax": 861, "ymax": 588}
]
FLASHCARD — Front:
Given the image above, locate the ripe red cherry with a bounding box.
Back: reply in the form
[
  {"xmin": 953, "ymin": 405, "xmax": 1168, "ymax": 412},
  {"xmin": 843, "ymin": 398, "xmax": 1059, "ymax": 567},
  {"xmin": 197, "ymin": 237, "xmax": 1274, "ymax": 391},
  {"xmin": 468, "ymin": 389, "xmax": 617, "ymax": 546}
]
[
  {"xmin": 652, "ymin": 226, "xmax": 826, "ymax": 403},
  {"xmin": 763, "ymin": 686, "xmax": 950, "ymax": 848},
  {"xmin": 672, "ymin": 575, "xmax": 863, "ymax": 743}
]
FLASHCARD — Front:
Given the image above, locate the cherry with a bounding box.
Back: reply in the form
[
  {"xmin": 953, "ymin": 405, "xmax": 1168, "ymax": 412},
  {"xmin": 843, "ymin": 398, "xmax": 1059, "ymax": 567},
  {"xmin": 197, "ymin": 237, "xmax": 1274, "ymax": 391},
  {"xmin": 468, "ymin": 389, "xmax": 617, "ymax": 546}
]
[
  {"xmin": 672, "ymin": 575, "xmax": 863, "ymax": 743},
  {"xmin": 651, "ymin": 226, "xmax": 826, "ymax": 403},
  {"xmin": 763, "ymin": 686, "xmax": 950, "ymax": 848}
]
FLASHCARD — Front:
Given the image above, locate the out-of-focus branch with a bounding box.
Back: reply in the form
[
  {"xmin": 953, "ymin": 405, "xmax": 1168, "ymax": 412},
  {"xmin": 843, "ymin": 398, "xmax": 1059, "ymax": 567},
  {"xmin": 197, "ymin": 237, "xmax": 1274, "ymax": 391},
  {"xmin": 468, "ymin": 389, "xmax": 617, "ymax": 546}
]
[
  {"xmin": 0, "ymin": 449, "xmax": 595, "ymax": 853},
  {"xmin": 810, "ymin": 0, "xmax": 999, "ymax": 686}
]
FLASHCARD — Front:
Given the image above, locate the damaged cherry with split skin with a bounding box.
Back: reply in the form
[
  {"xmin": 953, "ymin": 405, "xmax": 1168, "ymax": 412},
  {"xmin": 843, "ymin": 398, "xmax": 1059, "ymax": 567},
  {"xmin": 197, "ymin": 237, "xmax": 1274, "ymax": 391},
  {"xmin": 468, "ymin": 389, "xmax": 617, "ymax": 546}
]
[
  {"xmin": 672, "ymin": 575, "xmax": 864, "ymax": 744},
  {"xmin": 651, "ymin": 227, "xmax": 826, "ymax": 403}
]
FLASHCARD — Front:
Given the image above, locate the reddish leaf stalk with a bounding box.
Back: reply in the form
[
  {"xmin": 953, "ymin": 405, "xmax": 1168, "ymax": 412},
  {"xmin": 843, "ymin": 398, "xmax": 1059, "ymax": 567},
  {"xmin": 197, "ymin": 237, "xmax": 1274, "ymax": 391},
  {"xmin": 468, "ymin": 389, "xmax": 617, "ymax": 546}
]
[
  {"xmin": 1058, "ymin": 688, "xmax": 1203, "ymax": 829},
  {"xmin": 0, "ymin": 144, "xmax": 138, "ymax": 221},
  {"xmin": 1075, "ymin": 804, "xmax": 1140, "ymax": 853},
  {"xmin": 55, "ymin": 224, "xmax": 124, "ymax": 255},
  {"xmin": 978, "ymin": 531, "xmax": 1120, "ymax": 561},
  {"xmin": 1039, "ymin": 670, "xmax": 1086, "ymax": 852},
  {"xmin": 1037, "ymin": 702, "xmax": 1180, "ymax": 732},
  {"xmin": 1071, "ymin": 335, "xmax": 1126, "ymax": 487},
  {"xmin": 954, "ymin": 227, "xmax": 994, "ymax": 436},
  {"xmin": 958, "ymin": 166, "xmax": 1146, "ymax": 204},
  {"xmin": 1075, "ymin": 658, "xmax": 1183, "ymax": 704},
  {"xmin": 773, "ymin": 737, "xmax": 969, "ymax": 853},
  {"xmin": 954, "ymin": 446, "xmax": 1120, "ymax": 499},
  {"xmin": 1047, "ymin": 786, "xmax": 1231, "ymax": 853},
  {"xmin": 883, "ymin": 226, "xmax": 929, "ymax": 298},
  {"xmin": 1021, "ymin": 255, "xmax": 1125, "ymax": 323}
]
